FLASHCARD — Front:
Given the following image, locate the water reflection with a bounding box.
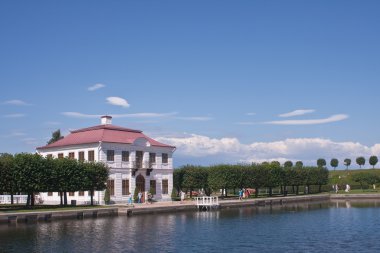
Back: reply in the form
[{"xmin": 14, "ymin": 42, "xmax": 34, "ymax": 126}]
[{"xmin": 2, "ymin": 200, "xmax": 380, "ymax": 253}]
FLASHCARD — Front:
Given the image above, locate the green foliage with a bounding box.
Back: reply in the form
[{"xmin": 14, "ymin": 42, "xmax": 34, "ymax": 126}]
[
  {"xmin": 356, "ymin": 157, "xmax": 366, "ymax": 168},
  {"xmin": 47, "ymin": 129, "xmax": 63, "ymax": 144},
  {"xmin": 330, "ymin": 158, "xmax": 339, "ymax": 170},
  {"xmin": 171, "ymin": 188, "xmax": 178, "ymax": 201},
  {"xmin": 270, "ymin": 161, "xmax": 280, "ymax": 167},
  {"xmin": 317, "ymin": 158, "xmax": 326, "ymax": 168},
  {"xmin": 344, "ymin": 158, "xmax": 351, "ymax": 170},
  {"xmin": 133, "ymin": 187, "xmax": 139, "ymax": 203},
  {"xmin": 369, "ymin": 156, "xmax": 378, "ymax": 169},
  {"xmin": 104, "ymin": 188, "xmax": 111, "ymax": 204},
  {"xmin": 295, "ymin": 161, "xmax": 303, "ymax": 168},
  {"xmin": 0, "ymin": 153, "xmax": 16, "ymax": 195},
  {"xmin": 284, "ymin": 161, "xmax": 293, "ymax": 168}
]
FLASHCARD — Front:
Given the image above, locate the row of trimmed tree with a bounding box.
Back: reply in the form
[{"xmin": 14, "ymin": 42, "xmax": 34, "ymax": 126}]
[
  {"xmin": 316, "ymin": 156, "xmax": 379, "ymax": 170},
  {"xmin": 174, "ymin": 163, "xmax": 329, "ymax": 198},
  {"xmin": 0, "ymin": 153, "xmax": 109, "ymax": 207}
]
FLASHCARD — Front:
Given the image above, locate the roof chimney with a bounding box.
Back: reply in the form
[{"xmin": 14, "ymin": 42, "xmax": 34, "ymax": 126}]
[{"xmin": 101, "ymin": 115, "xmax": 112, "ymax": 125}]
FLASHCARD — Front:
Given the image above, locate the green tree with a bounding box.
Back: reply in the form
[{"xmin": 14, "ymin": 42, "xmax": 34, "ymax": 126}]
[
  {"xmin": 104, "ymin": 188, "xmax": 111, "ymax": 204},
  {"xmin": 0, "ymin": 153, "xmax": 17, "ymax": 204},
  {"xmin": 352, "ymin": 172, "xmax": 369, "ymax": 190},
  {"xmin": 14, "ymin": 153, "xmax": 49, "ymax": 207},
  {"xmin": 330, "ymin": 158, "xmax": 339, "ymax": 171},
  {"xmin": 344, "ymin": 158, "xmax": 351, "ymax": 170},
  {"xmin": 47, "ymin": 129, "xmax": 64, "ymax": 144},
  {"xmin": 182, "ymin": 165, "xmax": 209, "ymax": 198},
  {"xmin": 369, "ymin": 156, "xmax": 378, "ymax": 169},
  {"xmin": 295, "ymin": 161, "xmax": 303, "ymax": 168},
  {"xmin": 284, "ymin": 161, "xmax": 293, "ymax": 168},
  {"xmin": 83, "ymin": 162, "xmax": 109, "ymax": 206},
  {"xmin": 270, "ymin": 161, "xmax": 281, "ymax": 167},
  {"xmin": 317, "ymin": 158, "xmax": 326, "ymax": 168},
  {"xmin": 356, "ymin": 156, "xmax": 366, "ymax": 168},
  {"xmin": 208, "ymin": 164, "xmax": 238, "ymax": 197}
]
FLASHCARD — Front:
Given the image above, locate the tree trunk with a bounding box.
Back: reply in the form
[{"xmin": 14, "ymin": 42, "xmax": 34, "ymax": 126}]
[
  {"xmin": 31, "ymin": 193, "xmax": 35, "ymax": 207},
  {"xmin": 190, "ymin": 188, "xmax": 193, "ymax": 198},
  {"xmin": 91, "ymin": 190, "xmax": 94, "ymax": 206},
  {"xmin": 10, "ymin": 192, "xmax": 14, "ymax": 205},
  {"xmin": 318, "ymin": 185, "xmax": 322, "ymax": 193},
  {"xmin": 296, "ymin": 186, "xmax": 299, "ymax": 195},
  {"xmin": 64, "ymin": 191, "xmax": 68, "ymax": 206},
  {"xmin": 292, "ymin": 185, "xmax": 295, "ymax": 194},
  {"xmin": 269, "ymin": 187, "xmax": 272, "ymax": 197},
  {"xmin": 255, "ymin": 187, "xmax": 259, "ymax": 198},
  {"xmin": 26, "ymin": 194, "xmax": 31, "ymax": 207},
  {"xmin": 283, "ymin": 185, "xmax": 287, "ymax": 196}
]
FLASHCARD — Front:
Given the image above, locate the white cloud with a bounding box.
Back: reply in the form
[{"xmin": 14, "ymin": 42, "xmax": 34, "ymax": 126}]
[
  {"xmin": 1, "ymin": 131, "xmax": 27, "ymax": 138},
  {"xmin": 176, "ymin": 116, "xmax": 213, "ymax": 121},
  {"xmin": 22, "ymin": 137, "xmax": 39, "ymax": 145},
  {"xmin": 106, "ymin": 97, "xmax": 130, "ymax": 108},
  {"xmin": 62, "ymin": 112, "xmax": 177, "ymax": 119},
  {"xmin": 246, "ymin": 112, "xmax": 256, "ymax": 116},
  {"xmin": 88, "ymin": 83, "xmax": 105, "ymax": 91},
  {"xmin": 156, "ymin": 134, "xmax": 379, "ymax": 167},
  {"xmin": 3, "ymin": 113, "xmax": 26, "ymax": 118},
  {"xmin": 279, "ymin": 109, "xmax": 315, "ymax": 118},
  {"xmin": 265, "ymin": 114, "xmax": 349, "ymax": 125},
  {"xmin": 3, "ymin": 99, "xmax": 31, "ymax": 106}
]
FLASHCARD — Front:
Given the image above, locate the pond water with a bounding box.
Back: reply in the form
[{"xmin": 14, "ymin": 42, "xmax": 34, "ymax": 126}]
[{"xmin": 1, "ymin": 200, "xmax": 380, "ymax": 253}]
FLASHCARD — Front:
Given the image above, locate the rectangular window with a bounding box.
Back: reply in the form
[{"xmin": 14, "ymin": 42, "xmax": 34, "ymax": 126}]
[
  {"xmin": 78, "ymin": 151, "xmax": 85, "ymax": 161},
  {"xmin": 48, "ymin": 192, "xmax": 53, "ymax": 196},
  {"xmin": 68, "ymin": 152, "xmax": 75, "ymax": 159},
  {"xmin": 88, "ymin": 150, "xmax": 95, "ymax": 161},
  {"xmin": 58, "ymin": 153, "xmax": 64, "ymax": 159},
  {"xmin": 162, "ymin": 179, "xmax": 168, "ymax": 194},
  {"xmin": 79, "ymin": 191, "xmax": 84, "ymax": 196},
  {"xmin": 149, "ymin": 153, "xmax": 156, "ymax": 163},
  {"xmin": 162, "ymin": 153, "xmax": 168, "ymax": 164},
  {"xmin": 47, "ymin": 154, "xmax": 53, "ymax": 158},
  {"xmin": 69, "ymin": 192, "xmax": 75, "ymax": 196},
  {"xmin": 107, "ymin": 179, "xmax": 115, "ymax": 196},
  {"xmin": 122, "ymin": 151, "xmax": 129, "ymax": 162},
  {"xmin": 122, "ymin": 179, "xmax": 130, "ymax": 195},
  {"xmin": 150, "ymin": 180, "xmax": 156, "ymax": 195},
  {"xmin": 107, "ymin": 150, "xmax": 114, "ymax": 162}
]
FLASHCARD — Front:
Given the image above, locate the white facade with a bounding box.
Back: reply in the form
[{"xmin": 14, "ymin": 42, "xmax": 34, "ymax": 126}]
[{"xmin": 37, "ymin": 117, "xmax": 175, "ymax": 205}]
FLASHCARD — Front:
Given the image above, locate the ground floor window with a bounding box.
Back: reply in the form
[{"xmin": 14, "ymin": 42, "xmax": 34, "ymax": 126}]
[
  {"xmin": 122, "ymin": 179, "xmax": 130, "ymax": 195},
  {"xmin": 79, "ymin": 191, "xmax": 85, "ymax": 196},
  {"xmin": 150, "ymin": 180, "xmax": 156, "ymax": 195},
  {"xmin": 69, "ymin": 192, "xmax": 75, "ymax": 196},
  {"xmin": 48, "ymin": 192, "xmax": 53, "ymax": 196},
  {"xmin": 162, "ymin": 179, "xmax": 168, "ymax": 194},
  {"xmin": 107, "ymin": 179, "xmax": 115, "ymax": 196}
]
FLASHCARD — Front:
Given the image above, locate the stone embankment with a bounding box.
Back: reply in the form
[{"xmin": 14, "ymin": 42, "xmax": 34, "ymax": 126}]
[{"xmin": 2, "ymin": 193, "xmax": 380, "ymax": 224}]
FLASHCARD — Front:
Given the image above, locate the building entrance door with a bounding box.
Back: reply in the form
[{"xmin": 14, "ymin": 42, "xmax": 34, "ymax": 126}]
[{"xmin": 136, "ymin": 174, "xmax": 145, "ymax": 192}]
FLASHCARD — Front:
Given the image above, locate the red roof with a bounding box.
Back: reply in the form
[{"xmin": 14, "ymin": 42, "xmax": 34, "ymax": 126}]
[{"xmin": 37, "ymin": 124, "xmax": 175, "ymax": 150}]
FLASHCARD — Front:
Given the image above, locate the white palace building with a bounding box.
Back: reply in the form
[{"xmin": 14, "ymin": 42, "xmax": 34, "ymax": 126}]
[{"xmin": 36, "ymin": 116, "xmax": 175, "ymax": 205}]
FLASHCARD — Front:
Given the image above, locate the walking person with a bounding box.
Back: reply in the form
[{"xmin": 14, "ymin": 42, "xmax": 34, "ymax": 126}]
[
  {"xmin": 239, "ymin": 189, "xmax": 243, "ymax": 200},
  {"xmin": 180, "ymin": 190, "xmax": 186, "ymax": 203},
  {"xmin": 138, "ymin": 191, "xmax": 142, "ymax": 203}
]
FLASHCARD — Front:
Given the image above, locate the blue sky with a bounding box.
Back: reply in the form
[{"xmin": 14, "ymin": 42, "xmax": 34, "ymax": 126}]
[{"xmin": 1, "ymin": 1, "xmax": 380, "ymax": 168}]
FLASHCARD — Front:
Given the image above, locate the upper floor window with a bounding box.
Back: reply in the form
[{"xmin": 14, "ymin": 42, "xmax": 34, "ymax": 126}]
[
  {"xmin": 107, "ymin": 150, "xmax": 114, "ymax": 162},
  {"xmin": 46, "ymin": 154, "xmax": 53, "ymax": 159},
  {"xmin": 78, "ymin": 151, "xmax": 85, "ymax": 161},
  {"xmin": 68, "ymin": 152, "xmax": 75, "ymax": 159},
  {"xmin": 149, "ymin": 153, "xmax": 156, "ymax": 163},
  {"xmin": 58, "ymin": 153, "xmax": 64, "ymax": 159},
  {"xmin": 88, "ymin": 150, "xmax": 95, "ymax": 161},
  {"xmin": 122, "ymin": 151, "xmax": 129, "ymax": 162},
  {"xmin": 162, "ymin": 153, "xmax": 168, "ymax": 164}
]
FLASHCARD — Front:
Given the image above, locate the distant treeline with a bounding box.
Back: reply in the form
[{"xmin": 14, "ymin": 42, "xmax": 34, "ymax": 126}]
[
  {"xmin": 0, "ymin": 153, "xmax": 109, "ymax": 207},
  {"xmin": 174, "ymin": 163, "xmax": 329, "ymax": 197}
]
